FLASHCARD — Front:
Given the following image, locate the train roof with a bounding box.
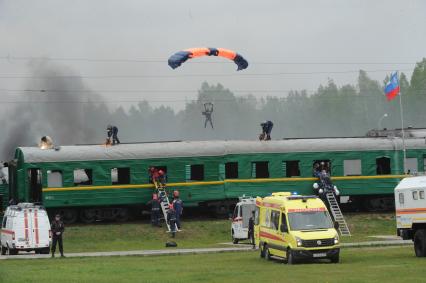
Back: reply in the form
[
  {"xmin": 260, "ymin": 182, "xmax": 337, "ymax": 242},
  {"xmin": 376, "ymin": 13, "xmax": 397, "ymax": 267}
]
[{"xmin": 16, "ymin": 137, "xmax": 426, "ymax": 163}]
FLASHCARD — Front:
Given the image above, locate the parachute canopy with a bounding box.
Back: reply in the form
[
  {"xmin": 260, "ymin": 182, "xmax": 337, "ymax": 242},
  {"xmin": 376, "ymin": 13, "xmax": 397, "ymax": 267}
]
[{"xmin": 168, "ymin": 47, "xmax": 248, "ymax": 71}]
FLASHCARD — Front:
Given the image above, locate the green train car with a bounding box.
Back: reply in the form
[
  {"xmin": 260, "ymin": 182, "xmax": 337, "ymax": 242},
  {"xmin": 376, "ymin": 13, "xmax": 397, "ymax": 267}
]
[{"xmin": 4, "ymin": 137, "xmax": 426, "ymax": 223}]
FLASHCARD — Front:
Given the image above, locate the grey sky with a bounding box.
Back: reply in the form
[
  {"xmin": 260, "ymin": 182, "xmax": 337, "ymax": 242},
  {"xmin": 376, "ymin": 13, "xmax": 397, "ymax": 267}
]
[{"xmin": 0, "ymin": 0, "xmax": 425, "ymax": 110}]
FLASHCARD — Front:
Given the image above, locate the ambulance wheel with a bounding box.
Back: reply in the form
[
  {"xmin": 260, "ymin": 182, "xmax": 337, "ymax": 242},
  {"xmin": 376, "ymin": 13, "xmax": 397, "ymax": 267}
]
[
  {"xmin": 286, "ymin": 249, "xmax": 295, "ymax": 265},
  {"xmin": 414, "ymin": 229, "xmax": 426, "ymax": 257},
  {"xmin": 330, "ymin": 253, "xmax": 340, "ymax": 263},
  {"xmin": 265, "ymin": 246, "xmax": 272, "ymax": 260},
  {"xmin": 259, "ymin": 244, "xmax": 265, "ymax": 258}
]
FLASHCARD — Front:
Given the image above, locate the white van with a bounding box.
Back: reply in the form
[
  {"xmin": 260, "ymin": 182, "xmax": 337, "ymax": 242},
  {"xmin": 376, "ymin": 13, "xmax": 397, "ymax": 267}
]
[
  {"xmin": 395, "ymin": 176, "xmax": 426, "ymax": 257},
  {"xmin": 231, "ymin": 197, "xmax": 256, "ymax": 244},
  {"xmin": 1, "ymin": 203, "xmax": 51, "ymax": 255}
]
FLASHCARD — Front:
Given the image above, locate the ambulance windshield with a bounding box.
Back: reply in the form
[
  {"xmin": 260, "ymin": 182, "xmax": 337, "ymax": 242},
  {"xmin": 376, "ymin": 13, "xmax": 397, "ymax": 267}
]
[{"xmin": 288, "ymin": 211, "xmax": 333, "ymax": 231}]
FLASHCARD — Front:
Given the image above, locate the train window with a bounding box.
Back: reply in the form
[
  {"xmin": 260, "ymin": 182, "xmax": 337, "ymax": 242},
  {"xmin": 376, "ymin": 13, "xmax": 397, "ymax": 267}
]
[
  {"xmin": 420, "ymin": 190, "xmax": 425, "ymax": 200},
  {"xmin": 225, "ymin": 162, "xmax": 238, "ymax": 179},
  {"xmin": 313, "ymin": 160, "xmax": 331, "ymax": 175},
  {"xmin": 413, "ymin": 191, "xmax": 419, "ymax": 200},
  {"xmin": 28, "ymin": 168, "xmax": 42, "ymax": 202},
  {"xmin": 74, "ymin": 169, "xmax": 93, "ymax": 186},
  {"xmin": 399, "ymin": 193, "xmax": 404, "ymax": 204},
  {"xmin": 343, "ymin": 160, "xmax": 361, "ymax": 176},
  {"xmin": 405, "ymin": 158, "xmax": 418, "ymax": 174},
  {"xmin": 376, "ymin": 157, "xmax": 391, "ymax": 175},
  {"xmin": 111, "ymin": 168, "xmax": 130, "ymax": 185},
  {"xmin": 189, "ymin": 164, "xmax": 204, "ymax": 181},
  {"xmin": 47, "ymin": 170, "xmax": 63, "ymax": 188},
  {"xmin": 252, "ymin": 161, "xmax": 269, "ymax": 178},
  {"xmin": 283, "ymin": 161, "xmax": 300, "ymax": 177}
]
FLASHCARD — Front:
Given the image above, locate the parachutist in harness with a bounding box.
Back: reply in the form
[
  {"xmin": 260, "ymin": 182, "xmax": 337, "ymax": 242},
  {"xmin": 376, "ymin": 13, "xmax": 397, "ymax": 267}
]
[
  {"xmin": 259, "ymin": 121, "xmax": 273, "ymax": 141},
  {"xmin": 202, "ymin": 103, "xmax": 214, "ymax": 129},
  {"xmin": 106, "ymin": 125, "xmax": 120, "ymax": 145}
]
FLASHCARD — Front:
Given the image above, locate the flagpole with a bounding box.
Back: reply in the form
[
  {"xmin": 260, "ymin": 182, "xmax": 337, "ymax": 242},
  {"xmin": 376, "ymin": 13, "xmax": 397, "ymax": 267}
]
[{"xmin": 398, "ymin": 72, "xmax": 407, "ymax": 174}]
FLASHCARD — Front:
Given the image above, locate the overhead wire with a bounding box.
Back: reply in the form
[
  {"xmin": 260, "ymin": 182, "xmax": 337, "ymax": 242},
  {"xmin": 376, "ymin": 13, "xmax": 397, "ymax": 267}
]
[{"xmin": 0, "ymin": 55, "xmax": 419, "ymax": 65}]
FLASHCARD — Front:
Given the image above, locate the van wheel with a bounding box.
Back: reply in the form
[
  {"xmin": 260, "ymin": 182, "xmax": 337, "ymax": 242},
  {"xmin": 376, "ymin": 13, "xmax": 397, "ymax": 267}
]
[
  {"xmin": 287, "ymin": 249, "xmax": 295, "ymax": 265},
  {"xmin": 7, "ymin": 246, "xmax": 17, "ymax": 255},
  {"xmin": 232, "ymin": 230, "xmax": 238, "ymax": 244},
  {"xmin": 1, "ymin": 246, "xmax": 5, "ymax": 255},
  {"xmin": 414, "ymin": 229, "xmax": 426, "ymax": 257},
  {"xmin": 41, "ymin": 247, "xmax": 50, "ymax": 254},
  {"xmin": 265, "ymin": 246, "xmax": 272, "ymax": 260}
]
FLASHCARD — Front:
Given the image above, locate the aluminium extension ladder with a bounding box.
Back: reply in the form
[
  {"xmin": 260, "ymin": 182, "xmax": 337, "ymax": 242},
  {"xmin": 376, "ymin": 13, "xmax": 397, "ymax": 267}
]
[
  {"xmin": 325, "ymin": 191, "xmax": 351, "ymax": 236},
  {"xmin": 154, "ymin": 181, "xmax": 178, "ymax": 233}
]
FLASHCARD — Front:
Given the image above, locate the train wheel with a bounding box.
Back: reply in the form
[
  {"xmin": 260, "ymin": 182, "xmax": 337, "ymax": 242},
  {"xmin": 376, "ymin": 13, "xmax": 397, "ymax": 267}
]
[
  {"xmin": 115, "ymin": 208, "xmax": 130, "ymax": 222},
  {"xmin": 54, "ymin": 209, "xmax": 78, "ymax": 224},
  {"xmin": 80, "ymin": 209, "xmax": 97, "ymax": 224}
]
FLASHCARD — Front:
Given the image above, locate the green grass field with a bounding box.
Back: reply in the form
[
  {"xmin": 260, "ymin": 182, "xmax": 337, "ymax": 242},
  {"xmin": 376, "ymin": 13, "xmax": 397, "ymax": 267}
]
[
  {"xmin": 0, "ymin": 247, "xmax": 422, "ymax": 283},
  {"xmin": 58, "ymin": 213, "xmax": 396, "ymax": 253}
]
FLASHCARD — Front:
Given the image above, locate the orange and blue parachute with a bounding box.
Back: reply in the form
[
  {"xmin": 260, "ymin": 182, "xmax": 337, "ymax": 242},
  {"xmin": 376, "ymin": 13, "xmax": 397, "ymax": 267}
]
[{"xmin": 168, "ymin": 47, "xmax": 248, "ymax": 71}]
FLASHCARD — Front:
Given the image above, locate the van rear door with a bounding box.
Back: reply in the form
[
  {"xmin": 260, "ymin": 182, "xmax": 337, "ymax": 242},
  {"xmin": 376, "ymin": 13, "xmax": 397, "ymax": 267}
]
[
  {"xmin": 24, "ymin": 208, "xmax": 35, "ymax": 248},
  {"xmin": 35, "ymin": 208, "xmax": 50, "ymax": 247}
]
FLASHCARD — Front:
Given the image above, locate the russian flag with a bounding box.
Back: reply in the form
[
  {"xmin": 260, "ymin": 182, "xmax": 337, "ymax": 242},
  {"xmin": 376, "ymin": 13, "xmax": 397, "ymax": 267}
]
[{"xmin": 384, "ymin": 72, "xmax": 400, "ymax": 101}]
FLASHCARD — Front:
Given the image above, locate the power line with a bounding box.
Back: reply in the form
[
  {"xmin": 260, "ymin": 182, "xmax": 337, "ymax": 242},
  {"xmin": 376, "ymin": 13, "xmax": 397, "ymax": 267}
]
[
  {"xmin": 0, "ymin": 69, "xmax": 413, "ymax": 79},
  {"xmin": 0, "ymin": 88, "xmax": 318, "ymax": 94},
  {"xmin": 0, "ymin": 93, "xmax": 423, "ymax": 105},
  {"xmin": 0, "ymin": 55, "xmax": 419, "ymax": 65}
]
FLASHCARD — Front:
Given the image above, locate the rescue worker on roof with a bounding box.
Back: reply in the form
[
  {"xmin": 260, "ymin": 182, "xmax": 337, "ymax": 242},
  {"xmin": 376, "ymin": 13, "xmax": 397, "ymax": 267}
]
[
  {"xmin": 107, "ymin": 125, "xmax": 120, "ymax": 145},
  {"xmin": 51, "ymin": 214, "xmax": 65, "ymax": 258},
  {"xmin": 172, "ymin": 190, "xmax": 183, "ymax": 230},
  {"xmin": 147, "ymin": 193, "xmax": 161, "ymax": 227},
  {"xmin": 167, "ymin": 203, "xmax": 177, "ymax": 238},
  {"xmin": 259, "ymin": 121, "xmax": 273, "ymax": 141}
]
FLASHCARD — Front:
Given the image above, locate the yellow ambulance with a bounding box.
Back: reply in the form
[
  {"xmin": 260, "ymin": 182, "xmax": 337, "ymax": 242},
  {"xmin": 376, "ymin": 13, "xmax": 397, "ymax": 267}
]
[{"xmin": 255, "ymin": 192, "xmax": 340, "ymax": 264}]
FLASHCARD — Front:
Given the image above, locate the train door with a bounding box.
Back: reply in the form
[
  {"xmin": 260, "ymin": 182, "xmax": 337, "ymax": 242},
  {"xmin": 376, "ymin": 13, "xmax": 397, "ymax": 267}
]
[
  {"xmin": 28, "ymin": 168, "xmax": 42, "ymax": 203},
  {"xmin": 8, "ymin": 160, "xmax": 19, "ymax": 203}
]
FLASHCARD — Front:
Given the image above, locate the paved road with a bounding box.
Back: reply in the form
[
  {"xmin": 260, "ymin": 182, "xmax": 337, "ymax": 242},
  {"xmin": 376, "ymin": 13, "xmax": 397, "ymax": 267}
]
[
  {"xmin": 0, "ymin": 240, "xmax": 412, "ymax": 260},
  {"xmin": 0, "ymin": 246, "xmax": 254, "ymax": 260}
]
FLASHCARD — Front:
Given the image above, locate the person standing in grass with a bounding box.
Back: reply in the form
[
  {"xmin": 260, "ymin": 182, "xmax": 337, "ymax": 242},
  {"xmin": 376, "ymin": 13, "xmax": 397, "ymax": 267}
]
[
  {"xmin": 172, "ymin": 190, "xmax": 183, "ymax": 230},
  {"xmin": 167, "ymin": 203, "xmax": 177, "ymax": 238},
  {"xmin": 248, "ymin": 211, "xmax": 255, "ymax": 249},
  {"xmin": 147, "ymin": 193, "xmax": 161, "ymax": 227},
  {"xmin": 51, "ymin": 214, "xmax": 65, "ymax": 258}
]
